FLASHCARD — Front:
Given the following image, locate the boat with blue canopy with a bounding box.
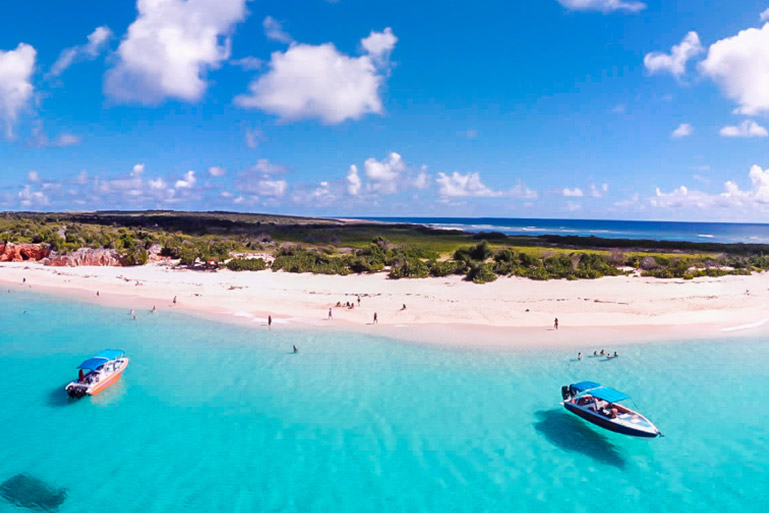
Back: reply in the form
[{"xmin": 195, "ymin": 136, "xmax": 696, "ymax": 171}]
[
  {"xmin": 65, "ymin": 349, "xmax": 129, "ymax": 398},
  {"xmin": 560, "ymin": 381, "xmax": 661, "ymax": 438}
]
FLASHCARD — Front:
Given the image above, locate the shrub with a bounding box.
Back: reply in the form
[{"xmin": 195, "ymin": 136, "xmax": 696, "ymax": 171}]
[
  {"xmin": 388, "ymin": 257, "xmax": 429, "ymax": 279},
  {"xmin": 226, "ymin": 258, "xmax": 268, "ymax": 271},
  {"xmin": 466, "ymin": 263, "xmax": 498, "ymax": 284}
]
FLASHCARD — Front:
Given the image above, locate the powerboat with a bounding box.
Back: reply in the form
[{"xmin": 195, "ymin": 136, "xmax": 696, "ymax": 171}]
[
  {"xmin": 65, "ymin": 350, "xmax": 129, "ymax": 398},
  {"xmin": 561, "ymin": 381, "xmax": 661, "ymax": 438}
]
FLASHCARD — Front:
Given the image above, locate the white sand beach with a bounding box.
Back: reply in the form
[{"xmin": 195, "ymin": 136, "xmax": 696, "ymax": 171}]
[{"xmin": 2, "ymin": 262, "xmax": 768, "ymax": 349}]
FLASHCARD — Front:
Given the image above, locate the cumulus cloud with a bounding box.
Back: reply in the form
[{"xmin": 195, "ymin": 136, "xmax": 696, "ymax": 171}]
[
  {"xmin": 436, "ymin": 172, "xmax": 503, "ymax": 198},
  {"xmin": 175, "ymin": 170, "xmax": 196, "ymax": 189},
  {"xmin": 236, "ymin": 159, "xmax": 289, "ymax": 198},
  {"xmin": 555, "ymin": 0, "xmax": 646, "ymax": 13},
  {"xmin": 346, "ymin": 164, "xmax": 362, "ymax": 196},
  {"xmin": 562, "ymin": 187, "xmax": 584, "ymax": 197},
  {"xmin": 651, "ymin": 164, "xmax": 769, "ymax": 212},
  {"xmin": 208, "ymin": 166, "xmax": 226, "ymax": 177},
  {"xmin": 0, "ymin": 43, "xmax": 36, "ymax": 137},
  {"xmin": 720, "ymin": 120, "xmax": 769, "ymax": 138},
  {"xmin": 27, "ymin": 122, "xmax": 82, "ymax": 148},
  {"xmin": 48, "ymin": 26, "xmax": 112, "ymax": 78},
  {"xmin": 19, "ymin": 186, "xmax": 49, "ymax": 208},
  {"xmin": 235, "ymin": 28, "xmax": 396, "ymax": 124},
  {"xmin": 27, "ymin": 171, "xmax": 40, "ymax": 183},
  {"xmin": 761, "ymin": 8, "xmax": 769, "ymax": 22},
  {"xmin": 263, "ymin": 16, "xmax": 292, "ymax": 44},
  {"xmin": 105, "ymin": 0, "xmax": 248, "ymax": 104},
  {"xmin": 363, "ymin": 152, "xmax": 407, "ymax": 194},
  {"xmin": 700, "ymin": 23, "xmax": 769, "ymax": 115},
  {"xmin": 672, "ymin": 123, "xmax": 694, "ymax": 139},
  {"xmin": 644, "ymin": 32, "xmax": 703, "ymax": 78},
  {"xmin": 590, "ymin": 183, "xmax": 609, "ymax": 198}
]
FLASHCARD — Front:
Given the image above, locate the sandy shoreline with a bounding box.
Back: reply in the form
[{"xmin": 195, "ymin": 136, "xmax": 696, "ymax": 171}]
[{"xmin": 2, "ymin": 262, "xmax": 768, "ymax": 350}]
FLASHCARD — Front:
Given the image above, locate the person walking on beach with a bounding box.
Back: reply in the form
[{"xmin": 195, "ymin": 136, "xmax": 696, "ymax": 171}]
[
  {"xmin": 96, "ymin": 290, "xmax": 100, "ymax": 297},
  {"xmin": 554, "ymin": 318, "xmax": 559, "ymax": 330},
  {"xmin": 373, "ymin": 312, "xmax": 378, "ymax": 324},
  {"xmin": 22, "ymin": 277, "xmax": 26, "ymax": 284},
  {"xmin": 268, "ymin": 315, "xmax": 272, "ymax": 327},
  {"xmin": 357, "ymin": 296, "xmax": 361, "ymax": 306},
  {"xmin": 328, "ymin": 308, "xmax": 333, "ymax": 320},
  {"xmin": 173, "ymin": 296, "xmax": 177, "ymax": 305}
]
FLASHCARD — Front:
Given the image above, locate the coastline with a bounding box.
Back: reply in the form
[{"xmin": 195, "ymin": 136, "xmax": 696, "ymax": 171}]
[{"xmin": 2, "ymin": 261, "xmax": 768, "ymax": 350}]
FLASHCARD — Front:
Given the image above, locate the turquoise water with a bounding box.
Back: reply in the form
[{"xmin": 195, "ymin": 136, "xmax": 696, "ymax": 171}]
[{"xmin": 2, "ymin": 291, "xmax": 769, "ymax": 512}]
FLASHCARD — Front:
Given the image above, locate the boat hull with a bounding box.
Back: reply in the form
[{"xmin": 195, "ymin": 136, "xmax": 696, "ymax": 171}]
[
  {"xmin": 65, "ymin": 358, "xmax": 129, "ymax": 398},
  {"xmin": 563, "ymin": 401, "xmax": 659, "ymax": 438}
]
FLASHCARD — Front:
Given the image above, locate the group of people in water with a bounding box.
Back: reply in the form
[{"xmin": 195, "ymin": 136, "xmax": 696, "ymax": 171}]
[{"xmin": 577, "ymin": 349, "xmax": 619, "ymax": 360}]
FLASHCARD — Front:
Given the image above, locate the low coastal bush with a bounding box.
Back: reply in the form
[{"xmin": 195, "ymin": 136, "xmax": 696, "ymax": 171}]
[
  {"xmin": 466, "ymin": 263, "xmax": 498, "ymax": 284},
  {"xmin": 272, "ymin": 249, "xmax": 350, "ymax": 275},
  {"xmin": 225, "ymin": 258, "xmax": 268, "ymax": 271},
  {"xmin": 388, "ymin": 256, "xmax": 429, "ymax": 279}
]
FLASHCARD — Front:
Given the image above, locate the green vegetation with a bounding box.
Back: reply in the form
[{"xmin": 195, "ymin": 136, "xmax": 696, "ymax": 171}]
[{"xmin": 2, "ymin": 211, "xmax": 769, "ymax": 284}]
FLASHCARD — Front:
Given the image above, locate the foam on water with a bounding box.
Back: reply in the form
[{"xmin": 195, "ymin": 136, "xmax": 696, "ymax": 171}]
[{"xmin": 2, "ymin": 290, "xmax": 769, "ymax": 512}]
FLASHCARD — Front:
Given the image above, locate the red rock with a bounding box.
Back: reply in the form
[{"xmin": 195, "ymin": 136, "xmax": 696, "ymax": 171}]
[
  {"xmin": 0, "ymin": 243, "xmax": 51, "ymax": 262},
  {"xmin": 43, "ymin": 248, "xmax": 125, "ymax": 267}
]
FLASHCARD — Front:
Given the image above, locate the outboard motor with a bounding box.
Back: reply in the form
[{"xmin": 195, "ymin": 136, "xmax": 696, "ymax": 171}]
[{"xmin": 561, "ymin": 385, "xmax": 572, "ymax": 401}]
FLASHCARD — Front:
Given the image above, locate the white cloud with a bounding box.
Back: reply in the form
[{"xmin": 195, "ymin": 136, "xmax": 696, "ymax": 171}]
[
  {"xmin": 19, "ymin": 186, "xmax": 49, "ymax": 207},
  {"xmin": 235, "ymin": 28, "xmax": 396, "ymax": 124},
  {"xmin": 249, "ymin": 159, "xmax": 289, "ymax": 175},
  {"xmin": 131, "ymin": 163, "xmax": 145, "ymax": 176},
  {"xmin": 562, "ymin": 187, "xmax": 584, "ymax": 197},
  {"xmin": 720, "ymin": 120, "xmax": 769, "ymax": 138},
  {"xmin": 700, "ymin": 23, "xmax": 769, "ymax": 115},
  {"xmin": 364, "ymin": 152, "xmax": 406, "ymax": 194},
  {"xmin": 48, "ymin": 25, "xmax": 112, "ymax": 78},
  {"xmin": 644, "ymin": 32, "xmax": 703, "ymax": 78},
  {"xmin": 105, "ymin": 0, "xmax": 248, "ymax": 104},
  {"xmin": 263, "ymin": 16, "xmax": 292, "ymax": 44},
  {"xmin": 208, "ymin": 166, "xmax": 226, "ymax": 177},
  {"xmin": 27, "ymin": 123, "xmax": 82, "ymax": 148},
  {"xmin": 230, "ymin": 56, "xmax": 262, "ymax": 71},
  {"xmin": 436, "ymin": 172, "xmax": 502, "ymax": 198},
  {"xmin": 414, "ymin": 166, "xmax": 430, "ymax": 190},
  {"xmin": 346, "ymin": 164, "xmax": 362, "ymax": 196},
  {"xmin": 590, "ymin": 183, "xmax": 609, "ymax": 198},
  {"xmin": 293, "ymin": 181, "xmax": 336, "ymax": 206},
  {"xmin": 556, "ymin": 0, "xmax": 646, "ymax": 13},
  {"xmin": 651, "ymin": 164, "xmax": 769, "ymax": 211},
  {"xmin": 175, "ymin": 170, "xmax": 196, "ymax": 189},
  {"xmin": 245, "ymin": 127, "xmax": 265, "ymax": 148},
  {"xmin": 27, "ymin": 171, "xmax": 40, "ymax": 183},
  {"xmin": 0, "ymin": 43, "xmax": 36, "ymax": 137},
  {"xmin": 672, "ymin": 123, "xmax": 694, "ymax": 139},
  {"xmin": 360, "ymin": 27, "xmax": 397, "ymax": 65},
  {"xmin": 246, "ymin": 178, "xmax": 287, "ymax": 197},
  {"xmin": 761, "ymin": 8, "xmax": 769, "ymax": 22}
]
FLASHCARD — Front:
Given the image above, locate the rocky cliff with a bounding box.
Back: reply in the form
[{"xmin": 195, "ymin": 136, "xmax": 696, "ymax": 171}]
[
  {"xmin": 43, "ymin": 248, "xmax": 125, "ymax": 267},
  {"xmin": 0, "ymin": 243, "xmax": 51, "ymax": 262}
]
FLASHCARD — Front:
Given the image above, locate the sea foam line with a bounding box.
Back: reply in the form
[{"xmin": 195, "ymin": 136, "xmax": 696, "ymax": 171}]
[{"xmin": 721, "ymin": 317, "xmax": 769, "ymax": 332}]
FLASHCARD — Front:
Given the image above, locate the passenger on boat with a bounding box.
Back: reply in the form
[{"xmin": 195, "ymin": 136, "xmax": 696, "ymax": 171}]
[
  {"xmin": 78, "ymin": 369, "xmax": 84, "ymax": 382},
  {"xmin": 608, "ymin": 407, "xmax": 619, "ymax": 419}
]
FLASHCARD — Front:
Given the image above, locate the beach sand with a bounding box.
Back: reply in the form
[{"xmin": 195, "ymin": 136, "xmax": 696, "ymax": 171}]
[{"xmin": 2, "ymin": 262, "xmax": 768, "ymax": 349}]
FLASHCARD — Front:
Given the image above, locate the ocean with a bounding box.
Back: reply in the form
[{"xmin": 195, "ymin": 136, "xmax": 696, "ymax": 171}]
[
  {"xmin": 2, "ymin": 290, "xmax": 769, "ymax": 512},
  {"xmin": 358, "ymin": 217, "xmax": 769, "ymax": 244}
]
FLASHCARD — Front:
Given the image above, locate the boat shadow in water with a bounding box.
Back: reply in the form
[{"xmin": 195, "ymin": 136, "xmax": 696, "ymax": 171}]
[
  {"xmin": 0, "ymin": 473, "xmax": 67, "ymax": 512},
  {"xmin": 534, "ymin": 409, "xmax": 626, "ymax": 469},
  {"xmin": 47, "ymin": 386, "xmax": 76, "ymax": 407}
]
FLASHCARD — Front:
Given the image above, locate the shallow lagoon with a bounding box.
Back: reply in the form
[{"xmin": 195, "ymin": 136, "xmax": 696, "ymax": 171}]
[{"xmin": 1, "ymin": 290, "xmax": 768, "ymax": 512}]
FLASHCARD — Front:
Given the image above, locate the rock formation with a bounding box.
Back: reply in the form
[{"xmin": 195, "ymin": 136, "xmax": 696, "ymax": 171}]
[
  {"xmin": 0, "ymin": 243, "xmax": 51, "ymax": 262},
  {"xmin": 43, "ymin": 248, "xmax": 125, "ymax": 267}
]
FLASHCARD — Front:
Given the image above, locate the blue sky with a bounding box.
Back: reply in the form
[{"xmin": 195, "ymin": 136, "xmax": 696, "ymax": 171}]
[{"xmin": 1, "ymin": 0, "xmax": 769, "ymax": 221}]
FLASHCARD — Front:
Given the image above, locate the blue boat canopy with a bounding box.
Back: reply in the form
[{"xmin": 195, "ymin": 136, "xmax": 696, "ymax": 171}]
[
  {"xmin": 77, "ymin": 350, "xmax": 124, "ymax": 370},
  {"xmin": 590, "ymin": 387, "xmax": 630, "ymax": 403},
  {"xmin": 571, "ymin": 381, "xmax": 601, "ymax": 392}
]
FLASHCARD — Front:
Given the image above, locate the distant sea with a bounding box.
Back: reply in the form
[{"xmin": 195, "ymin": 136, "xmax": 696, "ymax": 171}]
[{"xmin": 357, "ymin": 217, "xmax": 769, "ymax": 244}]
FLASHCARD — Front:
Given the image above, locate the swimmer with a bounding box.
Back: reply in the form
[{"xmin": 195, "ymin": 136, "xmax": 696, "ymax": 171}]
[
  {"xmin": 577, "ymin": 352, "xmax": 582, "ymax": 361},
  {"xmin": 151, "ymin": 305, "xmax": 157, "ymax": 313},
  {"xmin": 613, "ymin": 351, "xmax": 618, "ymax": 358},
  {"xmin": 292, "ymin": 345, "xmax": 298, "ymax": 353}
]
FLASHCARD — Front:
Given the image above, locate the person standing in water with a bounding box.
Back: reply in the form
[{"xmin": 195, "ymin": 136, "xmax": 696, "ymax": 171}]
[
  {"xmin": 577, "ymin": 352, "xmax": 582, "ymax": 361},
  {"xmin": 293, "ymin": 345, "xmax": 298, "ymax": 353}
]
